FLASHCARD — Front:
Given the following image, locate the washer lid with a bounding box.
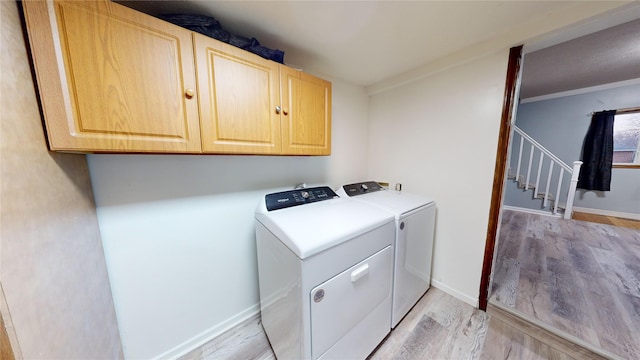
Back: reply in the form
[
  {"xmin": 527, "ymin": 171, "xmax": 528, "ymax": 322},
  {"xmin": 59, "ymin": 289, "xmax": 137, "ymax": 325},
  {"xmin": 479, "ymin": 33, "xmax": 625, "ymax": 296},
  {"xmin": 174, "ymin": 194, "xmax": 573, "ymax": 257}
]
[
  {"xmin": 256, "ymin": 196, "xmax": 394, "ymax": 259},
  {"xmin": 338, "ymin": 185, "xmax": 434, "ymax": 216}
]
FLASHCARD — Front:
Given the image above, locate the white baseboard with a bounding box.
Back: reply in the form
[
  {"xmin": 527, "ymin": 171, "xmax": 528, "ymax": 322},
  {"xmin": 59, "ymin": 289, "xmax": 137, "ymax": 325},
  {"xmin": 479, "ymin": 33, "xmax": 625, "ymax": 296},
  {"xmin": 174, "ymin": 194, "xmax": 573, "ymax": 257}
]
[
  {"xmin": 153, "ymin": 303, "xmax": 261, "ymax": 360},
  {"xmin": 502, "ymin": 205, "xmax": 561, "ymax": 218},
  {"xmin": 431, "ymin": 280, "xmax": 478, "ymax": 308},
  {"xmin": 572, "ymin": 206, "xmax": 640, "ymax": 221}
]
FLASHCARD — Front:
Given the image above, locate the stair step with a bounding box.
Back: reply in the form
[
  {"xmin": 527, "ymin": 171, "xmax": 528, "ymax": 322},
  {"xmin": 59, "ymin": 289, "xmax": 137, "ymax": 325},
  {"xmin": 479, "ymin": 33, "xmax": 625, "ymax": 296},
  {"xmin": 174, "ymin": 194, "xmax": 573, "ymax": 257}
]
[
  {"xmin": 509, "ymin": 174, "xmax": 535, "ymax": 188},
  {"xmin": 507, "ymin": 169, "xmax": 566, "ymax": 213},
  {"xmin": 517, "ymin": 183, "xmax": 537, "ymax": 190},
  {"xmin": 534, "ymin": 193, "xmax": 554, "ymax": 201}
]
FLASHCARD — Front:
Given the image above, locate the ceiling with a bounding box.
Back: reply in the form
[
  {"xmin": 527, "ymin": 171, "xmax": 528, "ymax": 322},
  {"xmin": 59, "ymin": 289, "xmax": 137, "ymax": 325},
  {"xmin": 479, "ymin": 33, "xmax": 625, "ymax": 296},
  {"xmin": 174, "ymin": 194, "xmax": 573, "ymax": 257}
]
[
  {"xmin": 521, "ymin": 18, "xmax": 640, "ymax": 99},
  {"xmin": 118, "ymin": 1, "xmax": 640, "ymax": 97}
]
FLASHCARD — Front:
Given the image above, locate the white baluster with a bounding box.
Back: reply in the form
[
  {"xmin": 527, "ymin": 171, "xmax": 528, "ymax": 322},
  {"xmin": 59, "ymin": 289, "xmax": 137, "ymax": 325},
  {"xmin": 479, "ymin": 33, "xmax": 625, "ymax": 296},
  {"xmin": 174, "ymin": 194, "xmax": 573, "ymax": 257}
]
[
  {"xmin": 525, "ymin": 144, "xmax": 534, "ymax": 190},
  {"xmin": 535, "ymin": 153, "xmax": 544, "ymax": 196},
  {"xmin": 554, "ymin": 170, "xmax": 564, "ymax": 215},
  {"xmin": 544, "ymin": 162, "xmax": 553, "ymax": 208},
  {"xmin": 516, "ymin": 136, "xmax": 524, "ymax": 185}
]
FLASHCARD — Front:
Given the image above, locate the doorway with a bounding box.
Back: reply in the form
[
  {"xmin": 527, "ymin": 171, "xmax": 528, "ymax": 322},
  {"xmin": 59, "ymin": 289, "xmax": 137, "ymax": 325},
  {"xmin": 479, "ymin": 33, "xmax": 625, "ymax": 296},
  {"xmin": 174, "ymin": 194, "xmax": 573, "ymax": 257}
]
[{"xmin": 481, "ymin": 15, "xmax": 640, "ymax": 360}]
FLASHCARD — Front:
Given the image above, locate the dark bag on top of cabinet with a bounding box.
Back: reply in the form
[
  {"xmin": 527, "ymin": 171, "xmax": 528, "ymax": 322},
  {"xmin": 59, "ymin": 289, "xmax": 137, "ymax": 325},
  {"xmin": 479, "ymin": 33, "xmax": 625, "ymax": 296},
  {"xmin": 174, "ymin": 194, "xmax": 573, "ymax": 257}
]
[{"xmin": 159, "ymin": 13, "xmax": 285, "ymax": 64}]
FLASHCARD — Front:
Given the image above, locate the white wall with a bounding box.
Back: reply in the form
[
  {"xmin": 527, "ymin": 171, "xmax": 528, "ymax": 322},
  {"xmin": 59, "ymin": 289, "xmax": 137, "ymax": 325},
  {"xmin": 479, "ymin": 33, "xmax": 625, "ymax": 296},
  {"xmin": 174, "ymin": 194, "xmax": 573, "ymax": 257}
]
[
  {"xmin": 2, "ymin": 1, "xmax": 122, "ymax": 358},
  {"xmin": 87, "ymin": 80, "xmax": 369, "ymax": 359},
  {"xmin": 367, "ymin": 51, "xmax": 509, "ymax": 306}
]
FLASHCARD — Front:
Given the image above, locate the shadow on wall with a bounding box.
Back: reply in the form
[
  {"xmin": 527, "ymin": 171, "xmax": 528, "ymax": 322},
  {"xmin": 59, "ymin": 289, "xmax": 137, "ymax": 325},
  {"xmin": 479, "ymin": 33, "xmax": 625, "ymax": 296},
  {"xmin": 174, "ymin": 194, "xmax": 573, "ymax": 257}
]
[
  {"xmin": 50, "ymin": 153, "xmax": 97, "ymax": 202},
  {"xmin": 577, "ymin": 189, "xmax": 607, "ymax": 199},
  {"xmin": 86, "ymin": 154, "xmax": 332, "ymax": 206}
]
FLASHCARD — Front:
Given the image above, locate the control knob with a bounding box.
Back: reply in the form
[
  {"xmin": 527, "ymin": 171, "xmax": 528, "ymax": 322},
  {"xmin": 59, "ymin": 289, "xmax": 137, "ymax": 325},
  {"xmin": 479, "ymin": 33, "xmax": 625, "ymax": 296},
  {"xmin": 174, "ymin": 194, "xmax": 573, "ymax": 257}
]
[
  {"xmin": 301, "ymin": 191, "xmax": 310, "ymax": 199},
  {"xmin": 360, "ymin": 184, "xmax": 369, "ymax": 191}
]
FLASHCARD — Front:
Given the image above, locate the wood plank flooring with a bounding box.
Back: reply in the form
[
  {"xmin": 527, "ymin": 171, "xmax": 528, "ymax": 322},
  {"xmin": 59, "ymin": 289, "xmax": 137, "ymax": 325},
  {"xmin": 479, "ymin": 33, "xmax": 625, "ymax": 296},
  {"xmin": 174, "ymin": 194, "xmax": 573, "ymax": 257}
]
[
  {"xmin": 573, "ymin": 211, "xmax": 640, "ymax": 230},
  {"xmin": 491, "ymin": 209, "xmax": 640, "ymax": 360},
  {"xmin": 179, "ymin": 287, "xmax": 585, "ymax": 360}
]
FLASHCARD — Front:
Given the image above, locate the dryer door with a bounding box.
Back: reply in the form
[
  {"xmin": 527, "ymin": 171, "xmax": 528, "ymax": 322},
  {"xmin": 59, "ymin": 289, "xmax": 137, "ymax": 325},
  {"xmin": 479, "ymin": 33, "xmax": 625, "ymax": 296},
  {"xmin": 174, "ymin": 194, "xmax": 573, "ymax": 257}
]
[{"xmin": 310, "ymin": 245, "xmax": 392, "ymax": 359}]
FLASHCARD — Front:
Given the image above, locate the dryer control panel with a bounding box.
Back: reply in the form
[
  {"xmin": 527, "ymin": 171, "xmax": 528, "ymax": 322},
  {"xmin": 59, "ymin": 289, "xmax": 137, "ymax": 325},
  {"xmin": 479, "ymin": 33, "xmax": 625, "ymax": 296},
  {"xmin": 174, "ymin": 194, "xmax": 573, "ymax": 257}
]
[
  {"xmin": 341, "ymin": 181, "xmax": 385, "ymax": 197},
  {"xmin": 266, "ymin": 186, "xmax": 338, "ymax": 211}
]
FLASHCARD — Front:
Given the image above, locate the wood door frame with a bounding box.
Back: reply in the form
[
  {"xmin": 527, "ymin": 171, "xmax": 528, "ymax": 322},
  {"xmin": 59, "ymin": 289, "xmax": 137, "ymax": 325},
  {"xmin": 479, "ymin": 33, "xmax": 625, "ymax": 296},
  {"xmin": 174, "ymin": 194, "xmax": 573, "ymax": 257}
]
[
  {"xmin": 478, "ymin": 45, "xmax": 523, "ymax": 311},
  {"xmin": 1, "ymin": 312, "xmax": 16, "ymax": 360},
  {"xmin": 1, "ymin": 283, "xmax": 17, "ymax": 360}
]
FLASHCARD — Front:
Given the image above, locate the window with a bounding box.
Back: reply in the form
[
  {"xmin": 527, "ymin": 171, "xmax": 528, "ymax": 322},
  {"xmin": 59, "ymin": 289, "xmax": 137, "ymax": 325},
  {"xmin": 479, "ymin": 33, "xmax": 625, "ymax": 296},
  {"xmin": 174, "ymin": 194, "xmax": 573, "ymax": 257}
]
[{"xmin": 613, "ymin": 111, "xmax": 640, "ymax": 167}]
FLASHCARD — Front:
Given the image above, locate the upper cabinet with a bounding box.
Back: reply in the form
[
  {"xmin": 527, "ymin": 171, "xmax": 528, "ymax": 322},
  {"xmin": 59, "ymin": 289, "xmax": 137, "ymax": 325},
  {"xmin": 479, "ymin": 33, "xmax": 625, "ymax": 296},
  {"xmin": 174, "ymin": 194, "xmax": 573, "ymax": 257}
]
[
  {"xmin": 194, "ymin": 34, "xmax": 332, "ymax": 156},
  {"xmin": 194, "ymin": 34, "xmax": 281, "ymax": 155},
  {"xmin": 23, "ymin": 1, "xmax": 202, "ymax": 153},
  {"xmin": 22, "ymin": 0, "xmax": 331, "ymax": 155},
  {"xmin": 280, "ymin": 66, "xmax": 332, "ymax": 156}
]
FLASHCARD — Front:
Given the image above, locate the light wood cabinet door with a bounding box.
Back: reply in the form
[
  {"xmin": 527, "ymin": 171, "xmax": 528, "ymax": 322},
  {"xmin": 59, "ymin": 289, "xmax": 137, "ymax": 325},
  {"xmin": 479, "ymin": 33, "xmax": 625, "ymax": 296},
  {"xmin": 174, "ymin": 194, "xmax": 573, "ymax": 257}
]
[
  {"xmin": 280, "ymin": 67, "xmax": 332, "ymax": 155},
  {"xmin": 23, "ymin": 1, "xmax": 201, "ymax": 153},
  {"xmin": 195, "ymin": 34, "xmax": 281, "ymax": 154}
]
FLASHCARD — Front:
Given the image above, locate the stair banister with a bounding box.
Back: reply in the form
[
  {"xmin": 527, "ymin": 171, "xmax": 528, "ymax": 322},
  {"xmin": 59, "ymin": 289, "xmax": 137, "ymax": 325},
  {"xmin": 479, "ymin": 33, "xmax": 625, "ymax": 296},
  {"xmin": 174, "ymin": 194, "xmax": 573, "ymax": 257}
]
[
  {"xmin": 514, "ymin": 127, "xmax": 572, "ymax": 172},
  {"xmin": 513, "ymin": 126, "xmax": 572, "ymax": 172},
  {"xmin": 510, "ymin": 127, "xmax": 583, "ymax": 219}
]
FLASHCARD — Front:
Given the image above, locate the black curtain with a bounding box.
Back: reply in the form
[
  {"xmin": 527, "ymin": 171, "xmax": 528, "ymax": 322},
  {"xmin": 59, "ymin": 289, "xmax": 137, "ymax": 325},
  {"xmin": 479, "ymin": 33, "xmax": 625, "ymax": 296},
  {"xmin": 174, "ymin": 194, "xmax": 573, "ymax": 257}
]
[{"xmin": 577, "ymin": 110, "xmax": 616, "ymax": 191}]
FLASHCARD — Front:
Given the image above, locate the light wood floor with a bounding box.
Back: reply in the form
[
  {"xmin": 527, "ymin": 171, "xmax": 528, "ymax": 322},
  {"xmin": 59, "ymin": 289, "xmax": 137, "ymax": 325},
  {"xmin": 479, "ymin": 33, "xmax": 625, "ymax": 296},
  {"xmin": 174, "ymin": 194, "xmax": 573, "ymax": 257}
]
[
  {"xmin": 491, "ymin": 209, "xmax": 640, "ymax": 360},
  {"xmin": 180, "ymin": 287, "xmax": 587, "ymax": 360},
  {"xmin": 573, "ymin": 211, "xmax": 640, "ymax": 230}
]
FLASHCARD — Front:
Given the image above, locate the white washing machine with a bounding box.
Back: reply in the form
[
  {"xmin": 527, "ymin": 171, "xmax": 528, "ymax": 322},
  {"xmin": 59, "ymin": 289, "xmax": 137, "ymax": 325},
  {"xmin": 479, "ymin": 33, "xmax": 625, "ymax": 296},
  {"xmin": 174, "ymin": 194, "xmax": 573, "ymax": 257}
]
[
  {"xmin": 255, "ymin": 186, "xmax": 395, "ymax": 360},
  {"xmin": 337, "ymin": 181, "xmax": 436, "ymax": 328}
]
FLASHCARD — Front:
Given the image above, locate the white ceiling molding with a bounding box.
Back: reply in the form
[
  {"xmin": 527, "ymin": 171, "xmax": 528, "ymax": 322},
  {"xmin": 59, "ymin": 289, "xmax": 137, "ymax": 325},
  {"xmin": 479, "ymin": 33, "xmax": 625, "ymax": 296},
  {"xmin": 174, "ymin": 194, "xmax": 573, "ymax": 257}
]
[{"xmin": 520, "ymin": 78, "xmax": 640, "ymax": 104}]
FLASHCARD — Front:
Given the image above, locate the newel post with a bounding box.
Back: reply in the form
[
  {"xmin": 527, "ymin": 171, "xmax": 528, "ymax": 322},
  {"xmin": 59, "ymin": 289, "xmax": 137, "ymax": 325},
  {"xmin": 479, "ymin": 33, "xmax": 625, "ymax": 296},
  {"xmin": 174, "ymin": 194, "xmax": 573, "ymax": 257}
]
[{"xmin": 564, "ymin": 161, "xmax": 583, "ymax": 219}]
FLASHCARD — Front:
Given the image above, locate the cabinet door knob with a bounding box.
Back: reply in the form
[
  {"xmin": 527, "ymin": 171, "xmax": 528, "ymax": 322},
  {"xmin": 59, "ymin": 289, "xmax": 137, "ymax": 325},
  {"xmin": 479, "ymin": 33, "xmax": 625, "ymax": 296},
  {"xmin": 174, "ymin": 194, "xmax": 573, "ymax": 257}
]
[
  {"xmin": 275, "ymin": 106, "xmax": 281, "ymax": 114},
  {"xmin": 185, "ymin": 89, "xmax": 195, "ymax": 98},
  {"xmin": 283, "ymin": 108, "xmax": 289, "ymax": 116}
]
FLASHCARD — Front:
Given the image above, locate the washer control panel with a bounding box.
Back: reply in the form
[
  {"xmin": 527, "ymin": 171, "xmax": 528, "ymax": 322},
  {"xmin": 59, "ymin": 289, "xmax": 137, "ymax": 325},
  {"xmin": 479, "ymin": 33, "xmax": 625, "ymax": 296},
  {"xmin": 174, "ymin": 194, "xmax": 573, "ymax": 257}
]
[
  {"xmin": 266, "ymin": 186, "xmax": 338, "ymax": 211},
  {"xmin": 341, "ymin": 181, "xmax": 385, "ymax": 197}
]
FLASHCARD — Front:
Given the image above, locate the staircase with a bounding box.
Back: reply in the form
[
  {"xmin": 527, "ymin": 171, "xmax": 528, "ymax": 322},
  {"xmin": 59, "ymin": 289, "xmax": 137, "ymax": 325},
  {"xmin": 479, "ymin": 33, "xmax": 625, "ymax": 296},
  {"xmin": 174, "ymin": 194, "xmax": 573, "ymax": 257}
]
[{"xmin": 507, "ymin": 126, "xmax": 582, "ymax": 219}]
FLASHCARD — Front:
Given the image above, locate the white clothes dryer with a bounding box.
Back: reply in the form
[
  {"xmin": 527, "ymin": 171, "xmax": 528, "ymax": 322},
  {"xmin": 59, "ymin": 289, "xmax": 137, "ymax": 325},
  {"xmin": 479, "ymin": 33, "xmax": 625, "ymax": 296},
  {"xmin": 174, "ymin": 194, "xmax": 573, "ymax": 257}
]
[
  {"xmin": 255, "ymin": 186, "xmax": 395, "ymax": 360},
  {"xmin": 337, "ymin": 181, "xmax": 436, "ymax": 328}
]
